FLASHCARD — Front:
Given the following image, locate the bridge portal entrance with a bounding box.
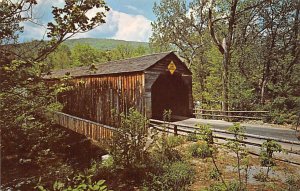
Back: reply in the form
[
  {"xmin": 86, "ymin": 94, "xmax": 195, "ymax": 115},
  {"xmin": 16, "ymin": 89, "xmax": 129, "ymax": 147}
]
[{"xmin": 151, "ymin": 72, "xmax": 189, "ymax": 119}]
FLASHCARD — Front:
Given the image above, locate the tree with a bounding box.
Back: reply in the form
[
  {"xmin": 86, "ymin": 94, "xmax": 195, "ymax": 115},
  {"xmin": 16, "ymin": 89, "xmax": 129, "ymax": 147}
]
[
  {"xmin": 151, "ymin": 0, "xmax": 299, "ymax": 124},
  {"xmin": 72, "ymin": 43, "xmax": 100, "ymax": 67},
  {"xmin": 0, "ymin": 0, "xmax": 110, "ymax": 186},
  {"xmin": 43, "ymin": 44, "xmax": 73, "ymax": 71},
  {"xmin": 151, "ymin": 0, "xmax": 208, "ymax": 68},
  {"xmin": 151, "ymin": 0, "xmax": 221, "ymax": 105},
  {"xmin": 208, "ymin": 0, "xmax": 269, "ymax": 111}
]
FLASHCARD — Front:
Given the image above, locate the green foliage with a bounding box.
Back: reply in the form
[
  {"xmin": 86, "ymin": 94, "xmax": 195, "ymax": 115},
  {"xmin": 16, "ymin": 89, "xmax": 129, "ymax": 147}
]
[
  {"xmin": 151, "ymin": 0, "xmax": 300, "ymax": 124},
  {"xmin": 63, "ymin": 38, "xmax": 149, "ymax": 51},
  {"xmin": 109, "ymin": 108, "xmax": 151, "ymax": 169},
  {"xmin": 253, "ymin": 170, "xmax": 268, "ymax": 182},
  {"xmin": 202, "ymin": 182, "xmax": 228, "ymax": 191},
  {"xmin": 188, "ymin": 141, "xmax": 212, "ymax": 158},
  {"xmin": 42, "ymin": 44, "xmax": 73, "ymax": 72},
  {"xmin": 145, "ymin": 161, "xmax": 194, "ymax": 191},
  {"xmin": 165, "ymin": 135, "xmax": 186, "ymax": 148},
  {"xmin": 225, "ymin": 123, "xmax": 246, "ymax": 153},
  {"xmin": 203, "ymin": 181, "xmax": 243, "ymax": 191},
  {"xmin": 1, "ymin": 0, "xmax": 111, "ymax": 189},
  {"xmin": 152, "ymin": 134, "xmax": 182, "ymax": 164},
  {"xmin": 196, "ymin": 124, "xmax": 214, "ymax": 144},
  {"xmin": 259, "ymin": 140, "xmax": 283, "ymax": 180},
  {"xmin": 186, "ymin": 131, "xmax": 198, "ymax": 142},
  {"xmin": 209, "ymin": 168, "xmax": 220, "ymax": 181},
  {"xmin": 260, "ymin": 140, "xmax": 282, "ymax": 167},
  {"xmin": 42, "ymin": 41, "xmax": 152, "ymax": 71},
  {"xmin": 71, "ymin": 44, "xmax": 101, "ymax": 67},
  {"xmin": 194, "ymin": 124, "xmax": 228, "ymax": 189},
  {"xmin": 285, "ymin": 175, "xmax": 300, "ymax": 191},
  {"xmin": 225, "ymin": 123, "xmax": 249, "ymax": 190},
  {"xmin": 36, "ymin": 175, "xmax": 110, "ymax": 191}
]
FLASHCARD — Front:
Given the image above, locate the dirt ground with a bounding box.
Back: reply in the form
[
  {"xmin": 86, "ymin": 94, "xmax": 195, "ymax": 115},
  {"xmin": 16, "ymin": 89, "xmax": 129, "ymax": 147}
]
[{"xmin": 177, "ymin": 141, "xmax": 300, "ymax": 191}]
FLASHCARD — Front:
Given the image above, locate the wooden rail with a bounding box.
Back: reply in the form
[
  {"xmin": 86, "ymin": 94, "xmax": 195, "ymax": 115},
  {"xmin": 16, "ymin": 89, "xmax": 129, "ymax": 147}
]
[
  {"xmin": 193, "ymin": 109, "xmax": 269, "ymax": 120},
  {"xmin": 149, "ymin": 119, "xmax": 300, "ymax": 150},
  {"xmin": 54, "ymin": 112, "xmax": 116, "ymax": 143}
]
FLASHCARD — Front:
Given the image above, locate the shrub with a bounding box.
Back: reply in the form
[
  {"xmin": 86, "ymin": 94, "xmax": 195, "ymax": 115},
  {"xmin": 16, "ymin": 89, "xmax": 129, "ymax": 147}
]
[
  {"xmin": 253, "ymin": 170, "xmax": 268, "ymax": 182},
  {"xmin": 203, "ymin": 181, "xmax": 242, "ymax": 191},
  {"xmin": 260, "ymin": 140, "xmax": 283, "ymax": 167},
  {"xmin": 187, "ymin": 131, "xmax": 198, "ymax": 142},
  {"xmin": 109, "ymin": 108, "xmax": 151, "ymax": 169},
  {"xmin": 145, "ymin": 161, "xmax": 194, "ymax": 191},
  {"xmin": 166, "ymin": 135, "xmax": 186, "ymax": 148},
  {"xmin": 209, "ymin": 168, "xmax": 220, "ymax": 180},
  {"xmin": 151, "ymin": 132, "xmax": 184, "ymax": 165},
  {"xmin": 188, "ymin": 141, "xmax": 212, "ymax": 158},
  {"xmin": 285, "ymin": 175, "xmax": 300, "ymax": 191},
  {"xmin": 259, "ymin": 140, "xmax": 283, "ymax": 179},
  {"xmin": 36, "ymin": 174, "xmax": 110, "ymax": 191}
]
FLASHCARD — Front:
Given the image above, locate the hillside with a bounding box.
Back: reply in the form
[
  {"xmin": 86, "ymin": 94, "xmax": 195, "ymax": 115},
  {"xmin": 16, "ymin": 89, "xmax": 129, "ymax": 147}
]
[{"xmin": 63, "ymin": 38, "xmax": 150, "ymax": 50}]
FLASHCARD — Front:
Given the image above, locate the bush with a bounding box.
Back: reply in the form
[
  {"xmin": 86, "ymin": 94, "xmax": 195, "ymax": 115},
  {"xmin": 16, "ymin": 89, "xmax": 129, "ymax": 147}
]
[
  {"xmin": 209, "ymin": 168, "xmax": 220, "ymax": 180},
  {"xmin": 203, "ymin": 181, "xmax": 242, "ymax": 191},
  {"xmin": 187, "ymin": 131, "xmax": 198, "ymax": 142},
  {"xmin": 166, "ymin": 135, "xmax": 186, "ymax": 148},
  {"xmin": 188, "ymin": 141, "xmax": 212, "ymax": 158},
  {"xmin": 145, "ymin": 161, "xmax": 194, "ymax": 191},
  {"xmin": 36, "ymin": 174, "xmax": 109, "ymax": 191},
  {"xmin": 109, "ymin": 108, "xmax": 151, "ymax": 169},
  {"xmin": 285, "ymin": 175, "xmax": 300, "ymax": 191}
]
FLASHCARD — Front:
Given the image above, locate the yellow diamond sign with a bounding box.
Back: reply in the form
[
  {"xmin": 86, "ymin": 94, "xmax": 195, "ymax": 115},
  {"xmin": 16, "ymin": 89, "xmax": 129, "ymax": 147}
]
[{"xmin": 168, "ymin": 61, "xmax": 176, "ymax": 75}]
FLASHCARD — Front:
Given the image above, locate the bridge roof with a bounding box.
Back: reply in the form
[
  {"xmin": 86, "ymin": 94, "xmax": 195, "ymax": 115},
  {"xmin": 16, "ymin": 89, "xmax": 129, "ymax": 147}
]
[{"xmin": 43, "ymin": 51, "xmax": 190, "ymax": 79}]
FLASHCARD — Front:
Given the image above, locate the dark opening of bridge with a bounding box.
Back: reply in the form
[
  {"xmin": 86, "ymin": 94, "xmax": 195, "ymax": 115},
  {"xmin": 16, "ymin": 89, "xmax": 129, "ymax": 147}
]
[{"xmin": 151, "ymin": 72, "xmax": 189, "ymax": 119}]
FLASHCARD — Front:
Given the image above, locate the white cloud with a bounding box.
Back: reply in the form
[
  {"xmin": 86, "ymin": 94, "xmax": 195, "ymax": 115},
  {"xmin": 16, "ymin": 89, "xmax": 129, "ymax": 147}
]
[
  {"xmin": 73, "ymin": 9, "xmax": 152, "ymax": 42},
  {"xmin": 110, "ymin": 10, "xmax": 152, "ymax": 42},
  {"xmin": 20, "ymin": 3, "xmax": 153, "ymax": 43}
]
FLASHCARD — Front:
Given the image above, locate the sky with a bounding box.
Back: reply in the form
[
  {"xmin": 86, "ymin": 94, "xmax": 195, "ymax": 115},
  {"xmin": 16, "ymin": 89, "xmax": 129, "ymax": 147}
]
[{"xmin": 20, "ymin": 0, "xmax": 159, "ymax": 42}]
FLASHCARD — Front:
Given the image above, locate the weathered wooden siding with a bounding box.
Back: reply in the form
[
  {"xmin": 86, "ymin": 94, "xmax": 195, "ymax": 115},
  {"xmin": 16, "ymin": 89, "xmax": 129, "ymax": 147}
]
[
  {"xmin": 144, "ymin": 54, "xmax": 193, "ymax": 118},
  {"xmin": 59, "ymin": 72, "xmax": 145, "ymax": 126},
  {"xmin": 54, "ymin": 112, "xmax": 115, "ymax": 143},
  {"xmin": 147, "ymin": 53, "xmax": 192, "ymax": 75}
]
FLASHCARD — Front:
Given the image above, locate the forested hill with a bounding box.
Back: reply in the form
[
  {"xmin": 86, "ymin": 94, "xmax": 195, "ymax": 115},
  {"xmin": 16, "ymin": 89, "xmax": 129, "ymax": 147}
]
[
  {"xmin": 39, "ymin": 38, "xmax": 153, "ymax": 73},
  {"xmin": 63, "ymin": 38, "xmax": 149, "ymax": 50}
]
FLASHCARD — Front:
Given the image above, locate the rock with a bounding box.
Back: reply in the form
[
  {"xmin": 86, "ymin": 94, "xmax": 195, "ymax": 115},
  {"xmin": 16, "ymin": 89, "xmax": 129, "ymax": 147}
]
[
  {"xmin": 19, "ymin": 158, "xmax": 32, "ymax": 165},
  {"xmin": 101, "ymin": 154, "xmax": 110, "ymax": 161}
]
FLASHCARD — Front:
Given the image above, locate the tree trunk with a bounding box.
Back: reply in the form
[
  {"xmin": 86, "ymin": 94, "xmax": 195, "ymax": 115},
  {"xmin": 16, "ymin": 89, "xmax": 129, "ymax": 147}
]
[
  {"xmin": 260, "ymin": 78, "xmax": 267, "ymax": 104},
  {"xmin": 208, "ymin": 0, "xmax": 237, "ymax": 113},
  {"xmin": 222, "ymin": 49, "xmax": 229, "ymax": 112}
]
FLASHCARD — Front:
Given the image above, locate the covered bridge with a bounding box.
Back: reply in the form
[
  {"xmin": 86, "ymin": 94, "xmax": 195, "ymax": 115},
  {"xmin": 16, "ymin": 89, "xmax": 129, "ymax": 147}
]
[{"xmin": 44, "ymin": 51, "xmax": 193, "ymax": 126}]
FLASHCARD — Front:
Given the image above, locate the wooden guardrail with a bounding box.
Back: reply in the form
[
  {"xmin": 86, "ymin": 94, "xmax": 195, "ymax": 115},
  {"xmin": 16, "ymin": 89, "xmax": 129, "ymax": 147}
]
[
  {"xmin": 54, "ymin": 112, "xmax": 116, "ymax": 143},
  {"xmin": 149, "ymin": 119, "xmax": 300, "ymax": 150},
  {"xmin": 193, "ymin": 109, "xmax": 269, "ymax": 120}
]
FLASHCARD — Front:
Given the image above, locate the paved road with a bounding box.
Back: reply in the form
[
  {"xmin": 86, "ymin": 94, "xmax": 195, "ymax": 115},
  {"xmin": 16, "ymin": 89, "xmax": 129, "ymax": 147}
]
[{"xmin": 172, "ymin": 118, "xmax": 300, "ymax": 142}]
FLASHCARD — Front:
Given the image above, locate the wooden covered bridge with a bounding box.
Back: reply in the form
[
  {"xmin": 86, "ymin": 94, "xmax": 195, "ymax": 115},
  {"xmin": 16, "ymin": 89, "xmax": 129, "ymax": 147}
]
[{"xmin": 44, "ymin": 51, "xmax": 193, "ymax": 141}]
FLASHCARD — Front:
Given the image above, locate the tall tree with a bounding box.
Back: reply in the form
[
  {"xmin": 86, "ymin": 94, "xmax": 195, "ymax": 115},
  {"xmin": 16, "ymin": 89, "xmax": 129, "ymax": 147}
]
[
  {"xmin": 0, "ymin": 0, "xmax": 110, "ymax": 185},
  {"xmin": 208, "ymin": 0, "xmax": 268, "ymax": 111}
]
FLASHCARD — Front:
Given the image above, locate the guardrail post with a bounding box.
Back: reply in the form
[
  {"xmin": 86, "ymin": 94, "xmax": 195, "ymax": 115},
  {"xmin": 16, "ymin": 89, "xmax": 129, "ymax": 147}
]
[{"xmin": 174, "ymin": 125, "xmax": 178, "ymax": 136}]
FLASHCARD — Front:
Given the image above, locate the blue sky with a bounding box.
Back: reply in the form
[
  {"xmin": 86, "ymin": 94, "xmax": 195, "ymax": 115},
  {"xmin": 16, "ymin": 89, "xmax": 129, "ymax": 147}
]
[{"xmin": 20, "ymin": 0, "xmax": 159, "ymax": 42}]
